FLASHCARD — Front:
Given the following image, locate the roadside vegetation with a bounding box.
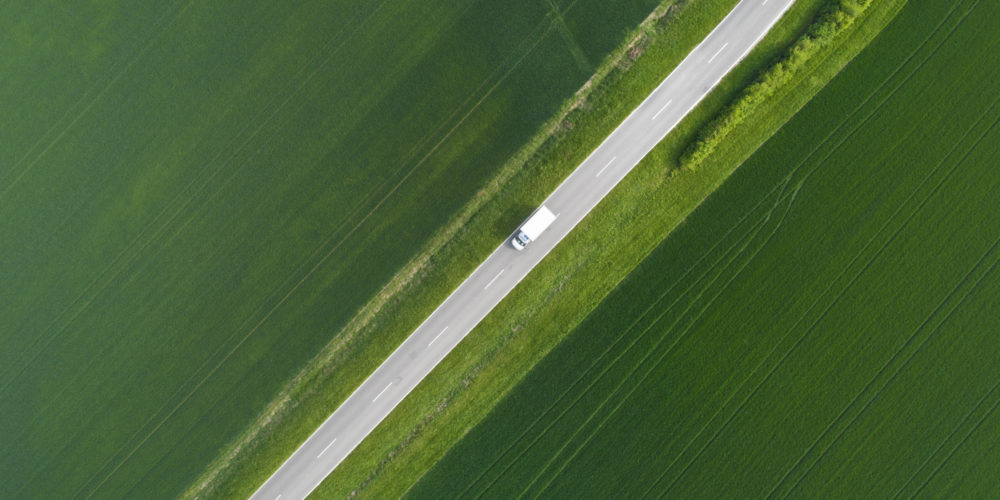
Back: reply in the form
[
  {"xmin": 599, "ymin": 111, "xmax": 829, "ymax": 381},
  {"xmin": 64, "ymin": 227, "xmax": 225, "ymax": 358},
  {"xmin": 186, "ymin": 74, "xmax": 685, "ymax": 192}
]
[
  {"xmin": 0, "ymin": 0, "xmax": 662, "ymax": 497},
  {"xmin": 411, "ymin": 0, "xmax": 1000, "ymax": 496},
  {"xmin": 255, "ymin": 0, "xmax": 913, "ymax": 496},
  {"xmin": 680, "ymin": 0, "xmax": 873, "ymax": 167}
]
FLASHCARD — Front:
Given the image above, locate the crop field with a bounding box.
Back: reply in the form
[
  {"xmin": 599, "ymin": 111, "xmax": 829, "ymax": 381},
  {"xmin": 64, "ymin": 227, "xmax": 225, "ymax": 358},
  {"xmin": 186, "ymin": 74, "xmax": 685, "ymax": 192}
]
[
  {"xmin": 410, "ymin": 0, "xmax": 1000, "ymax": 497},
  {"xmin": 0, "ymin": 0, "xmax": 663, "ymax": 497}
]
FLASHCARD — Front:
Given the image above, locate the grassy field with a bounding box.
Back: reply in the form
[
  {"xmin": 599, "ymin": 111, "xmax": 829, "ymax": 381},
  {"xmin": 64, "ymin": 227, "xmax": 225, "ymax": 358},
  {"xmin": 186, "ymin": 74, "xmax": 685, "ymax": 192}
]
[
  {"xmin": 408, "ymin": 0, "xmax": 1000, "ymax": 496},
  {"xmin": 0, "ymin": 0, "xmax": 665, "ymax": 497}
]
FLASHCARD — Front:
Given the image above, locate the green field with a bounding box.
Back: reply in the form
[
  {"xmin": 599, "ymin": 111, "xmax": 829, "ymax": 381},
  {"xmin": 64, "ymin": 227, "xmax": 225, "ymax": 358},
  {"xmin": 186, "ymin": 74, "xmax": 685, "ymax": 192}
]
[
  {"xmin": 0, "ymin": 0, "xmax": 664, "ymax": 497},
  {"xmin": 409, "ymin": 0, "xmax": 1000, "ymax": 496}
]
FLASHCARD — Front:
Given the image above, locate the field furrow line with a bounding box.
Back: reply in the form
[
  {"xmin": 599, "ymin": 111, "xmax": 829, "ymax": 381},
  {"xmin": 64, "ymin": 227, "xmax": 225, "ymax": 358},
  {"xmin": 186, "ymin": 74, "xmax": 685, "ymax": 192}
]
[
  {"xmin": 766, "ymin": 93, "xmax": 1000, "ymax": 498},
  {"xmin": 646, "ymin": 10, "xmax": 994, "ymax": 490},
  {"xmin": 0, "ymin": 0, "xmax": 404, "ymax": 397},
  {"xmin": 0, "ymin": 118, "xmax": 255, "ymax": 395},
  {"xmin": 777, "ymin": 233, "xmax": 1000, "ymax": 498},
  {"xmin": 461, "ymin": 174, "xmax": 791, "ymax": 497},
  {"xmin": 474, "ymin": 190, "xmax": 780, "ymax": 498},
  {"xmin": 569, "ymin": 186, "xmax": 804, "ymax": 499},
  {"xmin": 653, "ymin": 117, "xmax": 976, "ymax": 494},
  {"xmin": 654, "ymin": 137, "xmax": 967, "ymax": 497},
  {"xmin": 630, "ymin": 129, "xmax": 851, "ymax": 498},
  {"xmin": 657, "ymin": 151, "xmax": 975, "ymax": 496},
  {"xmin": 472, "ymin": 212, "xmax": 770, "ymax": 497},
  {"xmin": 0, "ymin": 0, "xmax": 233, "ymax": 394},
  {"xmin": 899, "ymin": 370, "xmax": 1000, "ymax": 498},
  {"xmin": 75, "ymin": 3, "xmax": 591, "ymax": 496},
  {"xmin": 770, "ymin": 0, "xmax": 982, "ymax": 207},
  {"xmin": 57, "ymin": 2, "xmax": 432, "ymax": 496},
  {"xmin": 0, "ymin": 0, "xmax": 398, "ymax": 400},
  {"xmin": 910, "ymin": 392, "xmax": 1000, "ymax": 497},
  {"xmin": 0, "ymin": 0, "xmax": 192, "ymax": 195},
  {"xmin": 422, "ymin": 0, "xmax": 576, "ymax": 162},
  {"xmin": 530, "ymin": 184, "xmax": 803, "ymax": 498},
  {"xmin": 635, "ymin": 194, "xmax": 822, "ymax": 500},
  {"xmin": 637, "ymin": 71, "xmax": 937, "ymax": 494},
  {"xmin": 502, "ymin": 148, "xmax": 802, "ymax": 499},
  {"xmin": 302, "ymin": 0, "xmax": 556, "ymax": 257},
  {"xmin": 520, "ymin": 185, "xmax": 798, "ymax": 498}
]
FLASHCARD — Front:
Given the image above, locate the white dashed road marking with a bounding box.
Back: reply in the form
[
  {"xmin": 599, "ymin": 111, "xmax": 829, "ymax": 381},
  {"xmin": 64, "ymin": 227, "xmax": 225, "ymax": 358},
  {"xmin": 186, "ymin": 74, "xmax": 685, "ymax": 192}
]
[
  {"xmin": 484, "ymin": 269, "xmax": 504, "ymax": 290},
  {"xmin": 317, "ymin": 439, "xmax": 337, "ymax": 459},
  {"xmin": 708, "ymin": 42, "xmax": 729, "ymax": 63},
  {"xmin": 373, "ymin": 383, "xmax": 392, "ymax": 403},
  {"xmin": 428, "ymin": 327, "xmax": 448, "ymax": 347},
  {"xmin": 652, "ymin": 99, "xmax": 673, "ymax": 120},
  {"xmin": 596, "ymin": 156, "xmax": 617, "ymax": 177}
]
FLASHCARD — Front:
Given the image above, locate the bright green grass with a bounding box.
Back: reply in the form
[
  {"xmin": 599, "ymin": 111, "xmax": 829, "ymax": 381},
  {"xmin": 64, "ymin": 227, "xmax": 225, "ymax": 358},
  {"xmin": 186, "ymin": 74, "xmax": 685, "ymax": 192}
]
[
  {"xmin": 409, "ymin": 0, "xmax": 1000, "ymax": 496},
  {"xmin": 0, "ymin": 0, "xmax": 663, "ymax": 497}
]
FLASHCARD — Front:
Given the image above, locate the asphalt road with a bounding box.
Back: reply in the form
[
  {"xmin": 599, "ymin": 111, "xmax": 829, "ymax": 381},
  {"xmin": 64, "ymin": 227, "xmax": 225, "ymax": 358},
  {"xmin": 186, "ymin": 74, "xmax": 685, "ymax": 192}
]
[{"xmin": 251, "ymin": 0, "xmax": 795, "ymax": 497}]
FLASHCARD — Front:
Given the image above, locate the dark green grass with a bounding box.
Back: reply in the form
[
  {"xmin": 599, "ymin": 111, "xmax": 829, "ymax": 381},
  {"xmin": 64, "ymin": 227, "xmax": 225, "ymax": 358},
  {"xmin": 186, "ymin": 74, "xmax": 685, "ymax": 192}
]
[
  {"xmin": 409, "ymin": 0, "xmax": 1000, "ymax": 497},
  {"xmin": 0, "ymin": 0, "xmax": 662, "ymax": 497}
]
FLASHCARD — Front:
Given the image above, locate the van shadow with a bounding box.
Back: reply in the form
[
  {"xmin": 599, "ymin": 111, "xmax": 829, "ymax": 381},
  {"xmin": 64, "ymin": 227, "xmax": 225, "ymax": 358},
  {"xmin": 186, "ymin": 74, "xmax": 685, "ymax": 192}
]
[{"xmin": 490, "ymin": 202, "xmax": 538, "ymax": 242}]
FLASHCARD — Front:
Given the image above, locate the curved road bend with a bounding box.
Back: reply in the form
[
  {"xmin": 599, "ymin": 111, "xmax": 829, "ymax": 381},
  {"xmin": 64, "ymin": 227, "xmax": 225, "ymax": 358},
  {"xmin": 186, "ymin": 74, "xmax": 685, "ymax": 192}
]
[{"xmin": 252, "ymin": 0, "xmax": 796, "ymax": 497}]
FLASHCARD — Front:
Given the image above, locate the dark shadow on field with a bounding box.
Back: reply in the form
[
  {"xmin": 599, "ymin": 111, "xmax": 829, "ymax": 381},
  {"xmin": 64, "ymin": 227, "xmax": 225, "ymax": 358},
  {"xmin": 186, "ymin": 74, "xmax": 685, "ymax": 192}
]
[{"xmin": 491, "ymin": 201, "xmax": 540, "ymax": 241}]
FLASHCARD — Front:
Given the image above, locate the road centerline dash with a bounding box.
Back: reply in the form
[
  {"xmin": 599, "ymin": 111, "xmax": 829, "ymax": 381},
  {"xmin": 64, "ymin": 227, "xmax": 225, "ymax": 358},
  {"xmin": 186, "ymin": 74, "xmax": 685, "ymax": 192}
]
[
  {"xmin": 651, "ymin": 99, "xmax": 674, "ymax": 120},
  {"xmin": 317, "ymin": 439, "xmax": 337, "ymax": 459},
  {"xmin": 428, "ymin": 327, "xmax": 448, "ymax": 347},
  {"xmin": 372, "ymin": 383, "xmax": 392, "ymax": 403},
  {"xmin": 484, "ymin": 269, "xmax": 505, "ymax": 290},
  {"xmin": 708, "ymin": 42, "xmax": 729, "ymax": 63},
  {"xmin": 596, "ymin": 157, "xmax": 617, "ymax": 177}
]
